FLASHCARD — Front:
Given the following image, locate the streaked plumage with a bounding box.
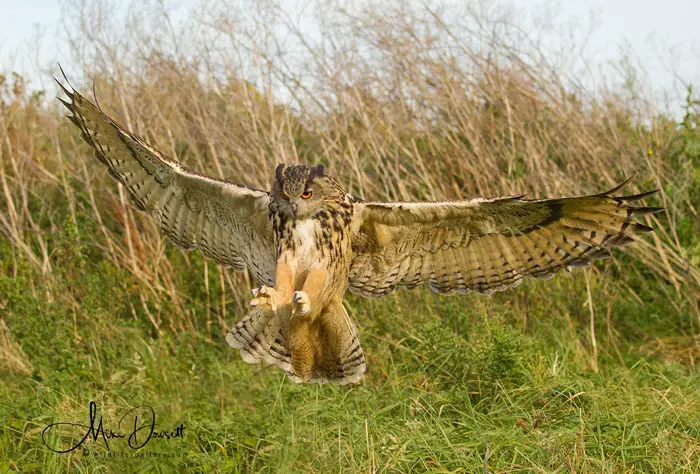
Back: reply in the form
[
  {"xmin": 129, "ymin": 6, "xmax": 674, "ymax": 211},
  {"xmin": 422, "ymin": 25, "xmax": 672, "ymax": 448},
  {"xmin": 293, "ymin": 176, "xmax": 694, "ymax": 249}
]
[{"xmin": 57, "ymin": 75, "xmax": 664, "ymax": 385}]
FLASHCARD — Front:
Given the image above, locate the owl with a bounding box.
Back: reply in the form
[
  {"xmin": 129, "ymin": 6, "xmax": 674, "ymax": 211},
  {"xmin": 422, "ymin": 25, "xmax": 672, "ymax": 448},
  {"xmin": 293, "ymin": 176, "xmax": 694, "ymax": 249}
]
[{"xmin": 58, "ymin": 78, "xmax": 663, "ymax": 385}]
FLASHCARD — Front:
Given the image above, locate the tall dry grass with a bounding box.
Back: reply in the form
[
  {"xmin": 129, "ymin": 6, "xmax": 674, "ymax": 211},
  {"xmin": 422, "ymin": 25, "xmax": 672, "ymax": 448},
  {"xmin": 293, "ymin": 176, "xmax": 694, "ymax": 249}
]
[{"xmin": 1, "ymin": 0, "xmax": 698, "ymax": 335}]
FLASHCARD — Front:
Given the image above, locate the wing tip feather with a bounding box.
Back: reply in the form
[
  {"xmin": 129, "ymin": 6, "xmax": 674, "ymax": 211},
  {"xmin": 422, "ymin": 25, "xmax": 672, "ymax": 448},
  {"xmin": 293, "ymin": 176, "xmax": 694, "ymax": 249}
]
[
  {"xmin": 628, "ymin": 206, "xmax": 665, "ymax": 216},
  {"xmin": 616, "ymin": 189, "xmax": 660, "ymax": 202},
  {"xmin": 598, "ymin": 176, "xmax": 634, "ymax": 196}
]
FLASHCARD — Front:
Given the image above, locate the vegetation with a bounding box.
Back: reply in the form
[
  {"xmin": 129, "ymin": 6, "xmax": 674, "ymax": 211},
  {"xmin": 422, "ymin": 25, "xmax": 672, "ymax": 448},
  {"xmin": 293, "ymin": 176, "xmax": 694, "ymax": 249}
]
[{"xmin": 1, "ymin": 1, "xmax": 698, "ymax": 472}]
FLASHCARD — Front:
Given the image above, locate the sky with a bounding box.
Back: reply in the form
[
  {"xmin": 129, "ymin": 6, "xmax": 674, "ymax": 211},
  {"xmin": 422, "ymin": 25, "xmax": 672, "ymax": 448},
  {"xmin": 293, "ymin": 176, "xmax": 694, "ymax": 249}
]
[
  {"xmin": 1, "ymin": 0, "xmax": 698, "ymax": 110},
  {"xmin": 1, "ymin": 0, "xmax": 66, "ymax": 89}
]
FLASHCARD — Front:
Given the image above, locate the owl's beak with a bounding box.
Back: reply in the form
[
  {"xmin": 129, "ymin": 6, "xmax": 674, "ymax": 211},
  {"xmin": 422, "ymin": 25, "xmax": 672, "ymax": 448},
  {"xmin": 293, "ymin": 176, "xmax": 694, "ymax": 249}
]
[{"xmin": 291, "ymin": 202, "xmax": 298, "ymax": 216}]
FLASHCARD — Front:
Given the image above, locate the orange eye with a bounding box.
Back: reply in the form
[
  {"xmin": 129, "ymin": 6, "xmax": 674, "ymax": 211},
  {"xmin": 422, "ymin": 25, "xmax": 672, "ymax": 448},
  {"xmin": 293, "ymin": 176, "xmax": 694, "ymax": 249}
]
[
  {"xmin": 301, "ymin": 191, "xmax": 313, "ymax": 199},
  {"xmin": 279, "ymin": 191, "xmax": 289, "ymax": 200}
]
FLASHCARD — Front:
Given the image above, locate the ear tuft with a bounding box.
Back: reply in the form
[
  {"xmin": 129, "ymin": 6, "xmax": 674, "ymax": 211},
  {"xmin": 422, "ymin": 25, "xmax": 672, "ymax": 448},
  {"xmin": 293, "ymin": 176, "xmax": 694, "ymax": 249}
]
[
  {"xmin": 315, "ymin": 164, "xmax": 325, "ymax": 175},
  {"xmin": 275, "ymin": 164, "xmax": 285, "ymax": 182}
]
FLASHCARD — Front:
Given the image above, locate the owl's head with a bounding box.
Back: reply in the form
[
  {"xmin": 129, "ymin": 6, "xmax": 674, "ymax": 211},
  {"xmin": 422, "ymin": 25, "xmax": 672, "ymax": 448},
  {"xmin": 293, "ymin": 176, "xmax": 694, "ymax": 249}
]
[{"xmin": 272, "ymin": 164, "xmax": 345, "ymax": 219}]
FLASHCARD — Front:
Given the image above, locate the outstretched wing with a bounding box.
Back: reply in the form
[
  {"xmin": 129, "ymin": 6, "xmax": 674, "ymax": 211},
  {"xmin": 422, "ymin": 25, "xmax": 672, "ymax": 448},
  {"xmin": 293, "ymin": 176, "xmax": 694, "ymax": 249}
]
[
  {"xmin": 349, "ymin": 181, "xmax": 663, "ymax": 297},
  {"xmin": 57, "ymin": 77, "xmax": 276, "ymax": 285}
]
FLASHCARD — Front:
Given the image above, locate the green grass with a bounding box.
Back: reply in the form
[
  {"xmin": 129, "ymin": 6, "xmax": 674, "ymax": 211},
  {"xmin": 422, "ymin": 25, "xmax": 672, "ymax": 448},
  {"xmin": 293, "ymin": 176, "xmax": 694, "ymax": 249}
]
[{"xmin": 1, "ymin": 235, "xmax": 699, "ymax": 473}]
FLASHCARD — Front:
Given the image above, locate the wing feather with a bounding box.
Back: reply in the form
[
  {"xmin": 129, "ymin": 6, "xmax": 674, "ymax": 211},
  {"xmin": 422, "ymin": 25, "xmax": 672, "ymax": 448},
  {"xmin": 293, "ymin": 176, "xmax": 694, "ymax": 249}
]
[
  {"xmin": 57, "ymin": 78, "xmax": 275, "ymax": 284},
  {"xmin": 349, "ymin": 183, "xmax": 663, "ymax": 297}
]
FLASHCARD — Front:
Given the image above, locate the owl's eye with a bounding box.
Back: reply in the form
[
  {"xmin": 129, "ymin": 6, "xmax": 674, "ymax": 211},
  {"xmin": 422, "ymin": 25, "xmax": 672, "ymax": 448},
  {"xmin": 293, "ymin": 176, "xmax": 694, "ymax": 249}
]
[
  {"xmin": 279, "ymin": 191, "xmax": 289, "ymax": 200},
  {"xmin": 301, "ymin": 191, "xmax": 313, "ymax": 199}
]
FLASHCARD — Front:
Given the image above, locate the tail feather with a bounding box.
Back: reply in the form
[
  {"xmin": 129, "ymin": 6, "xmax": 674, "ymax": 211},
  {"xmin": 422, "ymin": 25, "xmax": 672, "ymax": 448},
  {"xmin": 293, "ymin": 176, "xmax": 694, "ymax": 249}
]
[
  {"xmin": 286, "ymin": 303, "xmax": 367, "ymax": 385},
  {"xmin": 226, "ymin": 307, "xmax": 291, "ymax": 370},
  {"xmin": 228, "ymin": 302, "xmax": 367, "ymax": 385},
  {"xmin": 331, "ymin": 305, "xmax": 367, "ymax": 385}
]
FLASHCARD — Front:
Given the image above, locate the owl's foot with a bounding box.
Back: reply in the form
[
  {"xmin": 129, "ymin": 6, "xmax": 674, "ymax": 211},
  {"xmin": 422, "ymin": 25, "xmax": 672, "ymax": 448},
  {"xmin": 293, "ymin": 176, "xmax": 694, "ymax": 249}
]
[
  {"xmin": 250, "ymin": 286, "xmax": 283, "ymax": 313},
  {"xmin": 291, "ymin": 291, "xmax": 311, "ymax": 317}
]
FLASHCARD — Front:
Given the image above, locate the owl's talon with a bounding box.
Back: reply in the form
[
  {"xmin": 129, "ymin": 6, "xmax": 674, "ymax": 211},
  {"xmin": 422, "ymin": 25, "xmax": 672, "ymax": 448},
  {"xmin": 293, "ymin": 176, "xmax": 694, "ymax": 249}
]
[
  {"xmin": 249, "ymin": 286, "xmax": 281, "ymax": 312},
  {"xmin": 292, "ymin": 291, "xmax": 311, "ymax": 316}
]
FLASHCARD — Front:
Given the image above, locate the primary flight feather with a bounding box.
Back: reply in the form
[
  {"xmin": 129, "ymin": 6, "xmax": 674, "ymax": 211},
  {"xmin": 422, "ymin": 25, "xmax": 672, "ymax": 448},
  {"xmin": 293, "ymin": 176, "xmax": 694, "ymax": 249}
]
[{"xmin": 57, "ymin": 76, "xmax": 663, "ymax": 385}]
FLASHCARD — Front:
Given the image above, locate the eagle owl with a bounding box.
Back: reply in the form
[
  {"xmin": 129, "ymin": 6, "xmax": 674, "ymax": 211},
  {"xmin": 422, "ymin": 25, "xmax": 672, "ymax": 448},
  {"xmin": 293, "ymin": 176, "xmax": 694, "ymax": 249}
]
[{"xmin": 58, "ymin": 78, "xmax": 663, "ymax": 385}]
